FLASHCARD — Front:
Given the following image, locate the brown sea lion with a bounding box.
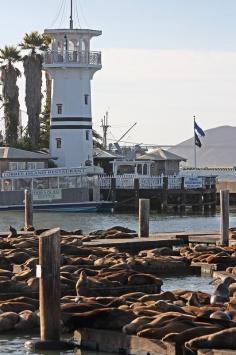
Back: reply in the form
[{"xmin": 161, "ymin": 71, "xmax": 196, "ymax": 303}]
[
  {"xmin": 133, "ymin": 309, "xmax": 160, "ymax": 317},
  {"xmin": 120, "ymin": 292, "xmax": 146, "ymax": 301},
  {"xmin": 138, "ymin": 291, "xmax": 176, "ymax": 303},
  {"xmin": 14, "ymin": 310, "xmax": 38, "ymax": 331},
  {"xmin": 162, "ymin": 325, "xmax": 223, "ymax": 345},
  {"xmin": 137, "ymin": 312, "xmax": 194, "ymax": 332},
  {"xmin": 0, "ymin": 312, "xmax": 19, "ymax": 332},
  {"xmin": 128, "ymin": 274, "xmax": 163, "ymax": 286},
  {"xmin": 61, "ymin": 302, "xmax": 103, "ymax": 313},
  {"xmin": 155, "ymin": 300, "xmax": 185, "ymax": 314},
  {"xmin": 123, "ymin": 316, "xmax": 155, "ymax": 335},
  {"xmin": 63, "ymin": 308, "xmax": 136, "ymax": 331},
  {"xmin": 137, "ymin": 319, "xmax": 196, "ymax": 339},
  {"xmin": 186, "ymin": 327, "xmax": 236, "ymax": 351},
  {"xmin": 0, "ymin": 302, "xmax": 35, "ymax": 313}
]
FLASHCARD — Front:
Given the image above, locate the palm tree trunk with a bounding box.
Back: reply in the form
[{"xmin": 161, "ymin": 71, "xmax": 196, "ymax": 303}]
[
  {"xmin": 23, "ymin": 53, "xmax": 43, "ymax": 149},
  {"xmin": 1, "ymin": 66, "xmax": 20, "ymax": 146}
]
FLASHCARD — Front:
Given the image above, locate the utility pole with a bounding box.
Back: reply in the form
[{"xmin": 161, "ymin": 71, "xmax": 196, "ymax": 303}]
[
  {"xmin": 101, "ymin": 111, "xmax": 110, "ymax": 150},
  {"xmin": 70, "ymin": 0, "xmax": 74, "ymax": 29}
]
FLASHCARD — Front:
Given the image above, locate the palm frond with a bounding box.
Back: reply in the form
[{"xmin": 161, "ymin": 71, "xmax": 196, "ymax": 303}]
[
  {"xmin": 0, "ymin": 46, "xmax": 21, "ymax": 63},
  {"xmin": 20, "ymin": 31, "xmax": 49, "ymax": 52}
]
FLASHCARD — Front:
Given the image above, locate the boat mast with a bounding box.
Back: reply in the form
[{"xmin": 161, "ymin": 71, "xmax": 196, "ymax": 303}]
[{"xmin": 70, "ymin": 0, "xmax": 74, "ymax": 29}]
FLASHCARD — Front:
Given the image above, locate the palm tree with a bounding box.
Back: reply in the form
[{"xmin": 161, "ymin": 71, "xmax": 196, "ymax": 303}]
[
  {"xmin": 0, "ymin": 46, "xmax": 21, "ymax": 146},
  {"xmin": 20, "ymin": 31, "xmax": 49, "ymax": 149}
]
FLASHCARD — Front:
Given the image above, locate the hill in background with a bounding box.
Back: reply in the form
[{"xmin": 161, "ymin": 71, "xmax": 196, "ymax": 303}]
[{"xmin": 169, "ymin": 125, "xmax": 236, "ymax": 168}]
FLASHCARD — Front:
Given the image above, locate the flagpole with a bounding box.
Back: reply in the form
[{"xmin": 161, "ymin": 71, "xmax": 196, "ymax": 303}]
[{"xmin": 193, "ymin": 115, "xmax": 197, "ymax": 169}]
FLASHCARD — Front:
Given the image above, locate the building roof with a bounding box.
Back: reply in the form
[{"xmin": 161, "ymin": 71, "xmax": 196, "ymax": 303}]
[
  {"xmin": 93, "ymin": 148, "xmax": 122, "ymax": 160},
  {"xmin": 0, "ymin": 147, "xmax": 51, "ymax": 160},
  {"xmin": 137, "ymin": 148, "xmax": 186, "ymax": 162}
]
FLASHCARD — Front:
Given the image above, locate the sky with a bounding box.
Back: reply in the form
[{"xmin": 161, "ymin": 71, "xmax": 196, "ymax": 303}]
[{"xmin": 1, "ymin": 0, "xmax": 236, "ymax": 145}]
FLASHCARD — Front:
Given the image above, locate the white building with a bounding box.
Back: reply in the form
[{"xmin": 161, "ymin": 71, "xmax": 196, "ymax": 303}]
[{"xmin": 43, "ymin": 27, "xmax": 102, "ymax": 167}]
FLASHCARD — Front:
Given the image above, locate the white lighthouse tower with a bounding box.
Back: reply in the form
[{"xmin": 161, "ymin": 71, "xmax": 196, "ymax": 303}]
[{"xmin": 43, "ymin": 3, "xmax": 102, "ymax": 167}]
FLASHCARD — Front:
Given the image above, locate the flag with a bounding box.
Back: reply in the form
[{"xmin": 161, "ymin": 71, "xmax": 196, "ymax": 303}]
[
  {"xmin": 194, "ymin": 121, "xmax": 205, "ymax": 137},
  {"xmin": 195, "ymin": 132, "xmax": 202, "ymax": 148}
]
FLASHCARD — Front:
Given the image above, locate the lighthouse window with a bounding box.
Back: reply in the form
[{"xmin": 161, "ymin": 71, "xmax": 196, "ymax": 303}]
[
  {"xmin": 57, "ymin": 104, "xmax": 63, "ymax": 114},
  {"xmin": 85, "ymin": 130, "xmax": 89, "ymax": 141},
  {"xmin": 56, "ymin": 138, "xmax": 62, "ymax": 148},
  {"xmin": 84, "ymin": 94, "xmax": 89, "ymax": 105}
]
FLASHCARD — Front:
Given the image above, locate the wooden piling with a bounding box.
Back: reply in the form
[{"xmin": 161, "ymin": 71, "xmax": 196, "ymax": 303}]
[
  {"xmin": 24, "ymin": 189, "xmax": 33, "ymax": 229},
  {"xmin": 111, "ymin": 177, "xmax": 116, "ymax": 203},
  {"xmin": 139, "ymin": 199, "xmax": 150, "ymax": 238},
  {"xmin": 25, "ymin": 228, "xmax": 75, "ymax": 351},
  {"xmin": 162, "ymin": 177, "xmax": 168, "ymax": 212},
  {"xmin": 39, "ymin": 228, "xmax": 61, "ymax": 341},
  {"xmin": 134, "ymin": 178, "xmax": 140, "ymax": 210},
  {"xmin": 220, "ymin": 190, "xmax": 229, "ymax": 246}
]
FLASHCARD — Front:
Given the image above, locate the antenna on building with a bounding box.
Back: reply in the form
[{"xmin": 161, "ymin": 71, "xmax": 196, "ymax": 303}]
[
  {"xmin": 101, "ymin": 111, "xmax": 110, "ymax": 150},
  {"xmin": 70, "ymin": 0, "xmax": 74, "ymax": 29}
]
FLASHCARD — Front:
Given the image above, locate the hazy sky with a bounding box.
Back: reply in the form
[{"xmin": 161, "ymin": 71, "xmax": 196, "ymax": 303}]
[{"xmin": 1, "ymin": 0, "xmax": 236, "ymax": 145}]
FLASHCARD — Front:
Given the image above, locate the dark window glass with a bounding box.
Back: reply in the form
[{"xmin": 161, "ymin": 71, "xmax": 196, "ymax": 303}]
[
  {"xmin": 57, "ymin": 104, "xmax": 63, "ymax": 114},
  {"xmin": 56, "ymin": 138, "xmax": 62, "ymax": 148},
  {"xmin": 84, "ymin": 94, "xmax": 89, "ymax": 105}
]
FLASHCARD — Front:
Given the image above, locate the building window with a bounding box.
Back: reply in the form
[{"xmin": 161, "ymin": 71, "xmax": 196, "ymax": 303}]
[
  {"xmin": 85, "ymin": 130, "xmax": 90, "ymax": 141},
  {"xmin": 27, "ymin": 162, "xmax": 44, "ymax": 170},
  {"xmin": 84, "ymin": 94, "xmax": 89, "ymax": 105},
  {"xmin": 56, "ymin": 138, "xmax": 62, "ymax": 148},
  {"xmin": 57, "ymin": 104, "xmax": 63, "ymax": 114},
  {"xmin": 9, "ymin": 162, "xmax": 26, "ymax": 171}
]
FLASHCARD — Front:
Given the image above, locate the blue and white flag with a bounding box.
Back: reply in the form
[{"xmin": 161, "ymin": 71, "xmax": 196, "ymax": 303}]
[{"xmin": 194, "ymin": 121, "xmax": 205, "ymax": 137}]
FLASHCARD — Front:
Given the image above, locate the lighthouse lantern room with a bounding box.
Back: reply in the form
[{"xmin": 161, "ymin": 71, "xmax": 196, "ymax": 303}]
[{"xmin": 43, "ymin": 5, "xmax": 102, "ymax": 168}]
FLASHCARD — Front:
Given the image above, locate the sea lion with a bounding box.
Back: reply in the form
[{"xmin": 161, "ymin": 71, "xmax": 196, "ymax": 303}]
[
  {"xmin": 137, "ymin": 318, "xmax": 196, "ymax": 339},
  {"xmin": 138, "ymin": 291, "xmax": 176, "ymax": 303},
  {"xmin": 0, "ymin": 312, "xmax": 19, "ymax": 332},
  {"xmin": 210, "ymin": 276, "xmax": 235, "ymax": 305},
  {"xmin": 162, "ymin": 325, "xmax": 223, "ymax": 347},
  {"xmin": 155, "ymin": 300, "xmax": 185, "ymax": 314},
  {"xmin": 186, "ymin": 327, "xmax": 236, "ymax": 351},
  {"xmin": 7, "ymin": 226, "xmax": 17, "ymax": 239},
  {"xmin": 136, "ymin": 312, "xmax": 194, "ymax": 332},
  {"xmin": 0, "ymin": 302, "xmax": 35, "ymax": 314},
  {"xmin": 63, "ymin": 308, "xmax": 136, "ymax": 331},
  {"xmin": 14, "ymin": 310, "xmax": 38, "ymax": 331},
  {"xmin": 123, "ymin": 316, "xmax": 155, "ymax": 335},
  {"xmin": 210, "ymin": 311, "xmax": 231, "ymax": 321},
  {"xmin": 128, "ymin": 274, "xmax": 163, "ymax": 286}
]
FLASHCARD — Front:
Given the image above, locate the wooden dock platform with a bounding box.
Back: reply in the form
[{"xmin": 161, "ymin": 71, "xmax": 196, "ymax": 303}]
[
  {"xmin": 74, "ymin": 328, "xmax": 175, "ymax": 355},
  {"xmin": 84, "ymin": 231, "xmax": 220, "ymax": 251},
  {"xmin": 198, "ymin": 350, "xmax": 236, "ymax": 355}
]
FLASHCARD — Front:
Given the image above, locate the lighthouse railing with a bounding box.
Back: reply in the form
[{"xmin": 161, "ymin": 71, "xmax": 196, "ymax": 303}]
[{"xmin": 44, "ymin": 50, "xmax": 101, "ymax": 66}]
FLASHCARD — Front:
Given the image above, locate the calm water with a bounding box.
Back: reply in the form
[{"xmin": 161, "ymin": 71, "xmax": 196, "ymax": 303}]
[
  {"xmin": 0, "ymin": 210, "xmax": 231, "ymax": 354},
  {"xmin": 1, "ymin": 209, "xmax": 236, "ymax": 234}
]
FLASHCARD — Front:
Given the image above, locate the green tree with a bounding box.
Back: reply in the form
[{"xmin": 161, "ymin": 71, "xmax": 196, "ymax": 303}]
[
  {"xmin": 93, "ymin": 129, "xmax": 104, "ymax": 149},
  {"xmin": 20, "ymin": 31, "xmax": 49, "ymax": 150},
  {"xmin": 0, "ymin": 46, "xmax": 21, "ymax": 146}
]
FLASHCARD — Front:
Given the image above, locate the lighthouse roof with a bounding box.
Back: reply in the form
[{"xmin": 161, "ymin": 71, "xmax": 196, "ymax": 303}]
[{"xmin": 44, "ymin": 28, "xmax": 102, "ymax": 38}]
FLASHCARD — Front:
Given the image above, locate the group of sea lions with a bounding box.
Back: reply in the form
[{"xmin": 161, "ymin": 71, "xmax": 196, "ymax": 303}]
[
  {"xmin": 180, "ymin": 244, "xmax": 236, "ymax": 266},
  {"xmin": 1, "ymin": 226, "xmax": 236, "ymax": 353}
]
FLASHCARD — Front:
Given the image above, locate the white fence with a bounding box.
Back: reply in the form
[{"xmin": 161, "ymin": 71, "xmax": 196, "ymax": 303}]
[{"xmin": 98, "ymin": 175, "xmax": 215, "ymax": 190}]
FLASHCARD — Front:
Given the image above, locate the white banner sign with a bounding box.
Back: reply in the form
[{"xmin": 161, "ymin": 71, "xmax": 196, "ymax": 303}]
[
  {"xmin": 2, "ymin": 167, "xmax": 89, "ymax": 179},
  {"xmin": 33, "ymin": 188, "xmax": 62, "ymax": 201},
  {"xmin": 184, "ymin": 177, "xmax": 203, "ymax": 189}
]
